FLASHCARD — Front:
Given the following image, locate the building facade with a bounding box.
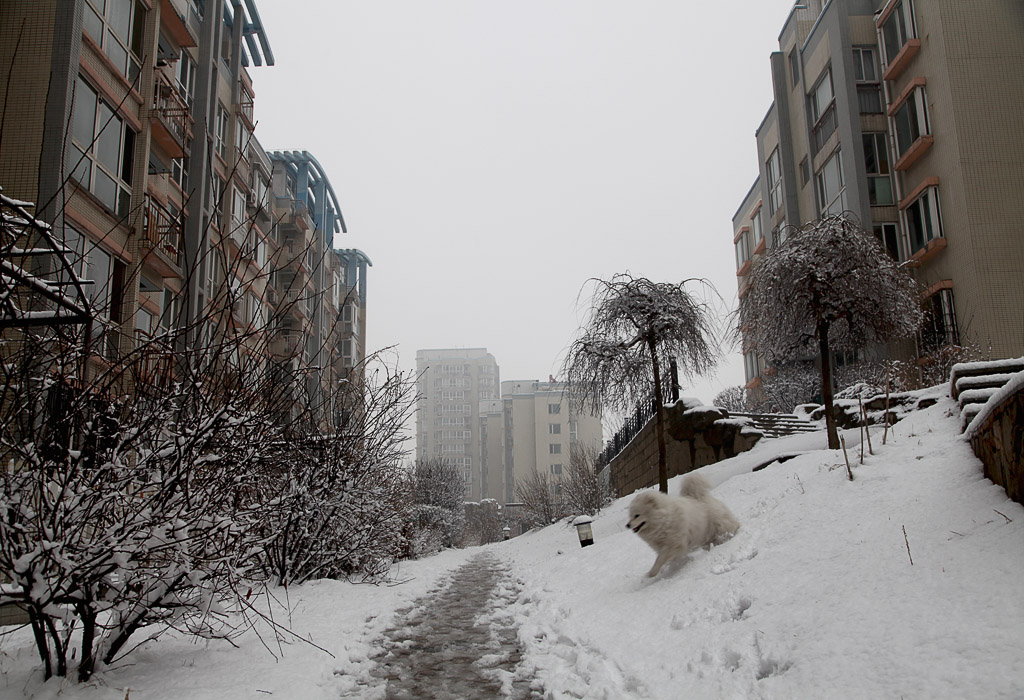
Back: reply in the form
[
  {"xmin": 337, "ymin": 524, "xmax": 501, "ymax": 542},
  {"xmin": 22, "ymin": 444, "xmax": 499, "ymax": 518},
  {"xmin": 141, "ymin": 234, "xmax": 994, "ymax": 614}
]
[
  {"xmin": 494, "ymin": 380, "xmax": 603, "ymax": 507},
  {"xmin": 0, "ymin": 0, "xmax": 366, "ymax": 410},
  {"xmin": 415, "ymin": 348, "xmax": 500, "ymax": 500},
  {"xmin": 733, "ymin": 0, "xmax": 1024, "ymax": 389}
]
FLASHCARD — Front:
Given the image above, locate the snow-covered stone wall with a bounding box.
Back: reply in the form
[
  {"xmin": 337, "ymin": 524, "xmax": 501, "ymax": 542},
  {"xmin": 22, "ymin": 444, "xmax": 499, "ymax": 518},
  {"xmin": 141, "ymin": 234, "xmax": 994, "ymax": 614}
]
[
  {"xmin": 967, "ymin": 372, "xmax": 1024, "ymax": 507},
  {"xmin": 606, "ymin": 399, "xmax": 762, "ymax": 496}
]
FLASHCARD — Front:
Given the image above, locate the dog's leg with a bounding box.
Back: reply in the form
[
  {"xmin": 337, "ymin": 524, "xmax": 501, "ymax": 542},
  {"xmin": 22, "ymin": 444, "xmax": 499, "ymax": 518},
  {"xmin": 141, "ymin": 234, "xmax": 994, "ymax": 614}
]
[{"xmin": 647, "ymin": 552, "xmax": 671, "ymax": 577}]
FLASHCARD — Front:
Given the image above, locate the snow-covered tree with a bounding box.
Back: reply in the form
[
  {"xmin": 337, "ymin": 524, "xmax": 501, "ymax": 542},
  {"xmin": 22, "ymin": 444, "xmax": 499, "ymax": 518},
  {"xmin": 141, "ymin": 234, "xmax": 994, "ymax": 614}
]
[
  {"xmin": 739, "ymin": 214, "xmax": 923, "ymax": 448},
  {"xmin": 408, "ymin": 457, "xmax": 466, "ymax": 556},
  {"xmin": 713, "ymin": 386, "xmax": 747, "ymax": 413},
  {"xmin": 563, "ymin": 274, "xmax": 719, "ymax": 493}
]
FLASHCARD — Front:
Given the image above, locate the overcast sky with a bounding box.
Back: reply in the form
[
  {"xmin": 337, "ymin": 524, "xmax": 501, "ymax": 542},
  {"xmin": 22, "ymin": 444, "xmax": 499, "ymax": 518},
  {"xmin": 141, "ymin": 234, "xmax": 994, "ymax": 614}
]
[{"xmin": 252, "ymin": 1, "xmax": 796, "ymax": 404}]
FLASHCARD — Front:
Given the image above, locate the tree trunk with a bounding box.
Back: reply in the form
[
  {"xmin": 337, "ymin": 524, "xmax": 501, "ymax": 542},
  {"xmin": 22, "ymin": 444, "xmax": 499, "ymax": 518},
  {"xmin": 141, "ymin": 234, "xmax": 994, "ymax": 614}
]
[
  {"xmin": 649, "ymin": 338, "xmax": 669, "ymax": 493},
  {"xmin": 817, "ymin": 320, "xmax": 839, "ymax": 449}
]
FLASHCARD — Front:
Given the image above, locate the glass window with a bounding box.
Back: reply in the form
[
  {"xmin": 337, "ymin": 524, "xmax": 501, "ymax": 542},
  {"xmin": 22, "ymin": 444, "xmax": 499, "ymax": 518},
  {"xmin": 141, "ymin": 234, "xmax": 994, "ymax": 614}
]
[
  {"xmin": 549, "ymin": 444, "xmax": 562, "ymax": 455},
  {"xmin": 881, "ymin": 0, "xmax": 915, "ymax": 67},
  {"xmin": 215, "ymin": 103, "xmax": 229, "ymax": 159},
  {"xmin": 905, "ymin": 187, "xmax": 942, "ymax": 254},
  {"xmin": 767, "ymin": 148, "xmax": 783, "ymax": 215},
  {"xmin": 873, "ymin": 223, "xmax": 900, "ymax": 260},
  {"xmin": 816, "ymin": 150, "xmax": 846, "ymax": 216},
  {"xmin": 750, "ymin": 209, "xmax": 763, "ymax": 246},
  {"xmin": 735, "ymin": 229, "xmax": 750, "ymax": 268},
  {"xmin": 548, "ymin": 404, "xmax": 561, "ymax": 414},
  {"xmin": 83, "ymin": 0, "xmax": 145, "ymax": 83},
  {"xmin": 863, "ymin": 133, "xmax": 894, "ymax": 206},
  {"xmin": 919, "ymin": 288, "xmax": 958, "ymax": 353},
  {"xmin": 549, "ymin": 423, "xmax": 561, "ymax": 435},
  {"xmin": 68, "ymin": 76, "xmax": 135, "ymax": 217},
  {"xmin": 809, "ymin": 68, "xmax": 837, "ymax": 155},
  {"xmin": 893, "ymin": 87, "xmax": 929, "ymax": 159}
]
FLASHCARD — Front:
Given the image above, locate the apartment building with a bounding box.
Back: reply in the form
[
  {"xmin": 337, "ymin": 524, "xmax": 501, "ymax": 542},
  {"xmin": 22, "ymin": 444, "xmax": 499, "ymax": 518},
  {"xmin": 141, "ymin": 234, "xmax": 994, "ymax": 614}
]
[
  {"xmin": 493, "ymin": 380, "xmax": 603, "ymax": 507},
  {"xmin": 415, "ymin": 348, "xmax": 500, "ymax": 500},
  {"xmin": 0, "ymin": 1, "xmax": 365, "ymax": 408},
  {"xmin": 733, "ymin": 0, "xmax": 1024, "ymax": 389}
]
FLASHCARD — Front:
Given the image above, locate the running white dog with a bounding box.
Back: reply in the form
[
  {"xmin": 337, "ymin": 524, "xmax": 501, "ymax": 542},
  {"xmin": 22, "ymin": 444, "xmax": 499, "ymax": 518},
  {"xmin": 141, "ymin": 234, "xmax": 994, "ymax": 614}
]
[{"xmin": 626, "ymin": 473, "xmax": 740, "ymax": 577}]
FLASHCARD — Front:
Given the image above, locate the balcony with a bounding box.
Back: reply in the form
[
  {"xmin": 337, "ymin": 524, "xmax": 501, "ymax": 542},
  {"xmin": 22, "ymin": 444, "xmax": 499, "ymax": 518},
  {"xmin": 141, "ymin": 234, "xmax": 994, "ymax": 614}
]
[
  {"xmin": 142, "ymin": 195, "xmax": 183, "ymax": 276},
  {"xmin": 134, "ymin": 330, "xmax": 175, "ymax": 387},
  {"xmin": 274, "ymin": 196, "xmax": 313, "ymax": 235},
  {"xmin": 151, "ymin": 72, "xmax": 193, "ymax": 159}
]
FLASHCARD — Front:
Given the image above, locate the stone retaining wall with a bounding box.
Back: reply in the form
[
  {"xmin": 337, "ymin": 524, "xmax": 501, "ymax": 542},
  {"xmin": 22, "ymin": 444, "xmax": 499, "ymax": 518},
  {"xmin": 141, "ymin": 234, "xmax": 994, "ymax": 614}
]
[
  {"xmin": 968, "ymin": 379, "xmax": 1024, "ymax": 507},
  {"xmin": 607, "ymin": 400, "xmax": 762, "ymax": 497}
]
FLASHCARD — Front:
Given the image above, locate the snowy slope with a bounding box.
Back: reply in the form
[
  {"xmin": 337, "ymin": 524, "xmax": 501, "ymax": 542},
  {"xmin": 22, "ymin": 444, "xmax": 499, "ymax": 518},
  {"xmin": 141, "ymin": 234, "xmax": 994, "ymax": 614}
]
[{"xmin": 3, "ymin": 389, "xmax": 1023, "ymax": 699}]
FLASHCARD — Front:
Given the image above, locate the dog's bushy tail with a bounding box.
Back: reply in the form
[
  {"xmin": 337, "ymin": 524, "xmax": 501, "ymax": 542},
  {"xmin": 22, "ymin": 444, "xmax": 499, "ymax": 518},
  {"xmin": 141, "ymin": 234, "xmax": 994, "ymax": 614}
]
[{"xmin": 681, "ymin": 473, "xmax": 713, "ymax": 500}]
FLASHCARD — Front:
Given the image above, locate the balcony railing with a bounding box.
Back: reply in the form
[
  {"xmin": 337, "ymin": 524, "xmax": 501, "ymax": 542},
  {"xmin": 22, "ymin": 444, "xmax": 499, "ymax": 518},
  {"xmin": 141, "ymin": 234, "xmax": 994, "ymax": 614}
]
[
  {"xmin": 151, "ymin": 71, "xmax": 194, "ymax": 158},
  {"xmin": 143, "ymin": 195, "xmax": 183, "ymax": 268}
]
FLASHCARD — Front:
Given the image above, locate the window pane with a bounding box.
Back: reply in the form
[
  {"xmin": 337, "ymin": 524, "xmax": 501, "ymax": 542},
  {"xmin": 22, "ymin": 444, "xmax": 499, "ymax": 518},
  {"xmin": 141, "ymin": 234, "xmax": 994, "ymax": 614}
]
[
  {"xmin": 71, "ymin": 79, "xmax": 97, "ymax": 146},
  {"xmin": 84, "ymin": 4, "xmax": 104, "ymax": 47},
  {"xmin": 105, "ymin": 29, "xmax": 128, "ymax": 73},
  {"xmin": 109, "ymin": 0, "xmax": 132, "ymax": 41},
  {"xmin": 94, "ymin": 170, "xmax": 118, "ymax": 212},
  {"xmin": 95, "ymin": 103, "xmax": 121, "ymax": 172},
  {"xmin": 857, "ymin": 85, "xmax": 882, "ymax": 114},
  {"xmin": 868, "ymin": 176, "xmax": 894, "ymax": 206},
  {"xmin": 70, "ymin": 146, "xmax": 91, "ymax": 189},
  {"xmin": 121, "ymin": 127, "xmax": 135, "ymax": 185}
]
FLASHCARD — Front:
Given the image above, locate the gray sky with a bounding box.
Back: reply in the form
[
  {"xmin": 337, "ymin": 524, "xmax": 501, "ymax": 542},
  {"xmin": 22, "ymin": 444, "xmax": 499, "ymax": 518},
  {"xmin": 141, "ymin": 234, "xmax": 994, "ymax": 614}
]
[{"xmin": 253, "ymin": 1, "xmax": 796, "ymax": 404}]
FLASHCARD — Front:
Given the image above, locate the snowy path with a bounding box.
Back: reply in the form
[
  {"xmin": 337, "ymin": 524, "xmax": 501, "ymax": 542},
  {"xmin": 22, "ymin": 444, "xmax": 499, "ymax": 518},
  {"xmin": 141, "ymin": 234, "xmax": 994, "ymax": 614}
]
[{"xmin": 346, "ymin": 551, "xmax": 541, "ymax": 699}]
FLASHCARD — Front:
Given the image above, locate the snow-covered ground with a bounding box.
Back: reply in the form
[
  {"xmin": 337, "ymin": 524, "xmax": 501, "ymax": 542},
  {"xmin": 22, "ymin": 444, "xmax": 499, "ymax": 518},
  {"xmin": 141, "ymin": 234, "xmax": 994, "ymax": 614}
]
[{"xmin": 3, "ymin": 388, "xmax": 1023, "ymax": 699}]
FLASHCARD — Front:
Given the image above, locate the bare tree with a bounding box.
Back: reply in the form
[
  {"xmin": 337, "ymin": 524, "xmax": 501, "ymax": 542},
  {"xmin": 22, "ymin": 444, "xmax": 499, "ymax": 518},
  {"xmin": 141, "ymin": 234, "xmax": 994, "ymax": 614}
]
[
  {"xmin": 739, "ymin": 214, "xmax": 923, "ymax": 448},
  {"xmin": 563, "ymin": 274, "xmax": 719, "ymax": 493},
  {"xmin": 515, "ymin": 468, "xmax": 562, "ymax": 527},
  {"xmin": 561, "ymin": 442, "xmax": 614, "ymax": 516}
]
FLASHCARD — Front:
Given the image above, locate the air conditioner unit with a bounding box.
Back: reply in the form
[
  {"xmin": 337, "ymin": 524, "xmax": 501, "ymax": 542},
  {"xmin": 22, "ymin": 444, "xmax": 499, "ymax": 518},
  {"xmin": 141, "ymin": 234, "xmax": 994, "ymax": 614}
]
[{"xmin": 246, "ymin": 190, "xmax": 257, "ymax": 208}]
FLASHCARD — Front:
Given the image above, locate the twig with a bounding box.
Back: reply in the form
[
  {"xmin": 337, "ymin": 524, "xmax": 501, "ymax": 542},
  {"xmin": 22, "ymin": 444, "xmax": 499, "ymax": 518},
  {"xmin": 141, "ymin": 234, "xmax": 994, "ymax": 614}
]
[
  {"xmin": 858, "ymin": 404, "xmax": 865, "ymax": 465},
  {"xmin": 902, "ymin": 525, "xmax": 914, "ymax": 565},
  {"xmin": 860, "ymin": 397, "xmax": 873, "ymax": 456},
  {"xmin": 994, "ymin": 509, "xmax": 1013, "ymax": 524},
  {"xmin": 883, "ymin": 363, "xmax": 891, "ymax": 445},
  {"xmin": 839, "ymin": 435, "xmax": 853, "ymax": 481}
]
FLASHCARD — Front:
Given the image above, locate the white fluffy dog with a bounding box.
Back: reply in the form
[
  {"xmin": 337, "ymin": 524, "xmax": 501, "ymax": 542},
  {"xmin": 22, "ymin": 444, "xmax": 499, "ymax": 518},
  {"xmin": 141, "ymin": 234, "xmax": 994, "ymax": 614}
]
[{"xmin": 626, "ymin": 473, "xmax": 740, "ymax": 577}]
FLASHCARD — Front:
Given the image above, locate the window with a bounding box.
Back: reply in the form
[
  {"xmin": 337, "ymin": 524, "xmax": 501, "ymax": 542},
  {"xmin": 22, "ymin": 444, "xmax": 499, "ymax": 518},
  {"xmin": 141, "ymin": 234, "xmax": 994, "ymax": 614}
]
[
  {"xmin": 788, "ymin": 48, "xmax": 799, "ymax": 87},
  {"xmin": 750, "ymin": 209, "xmax": 763, "ymax": 247},
  {"xmin": 799, "ymin": 157, "xmax": 810, "ymax": 187},
  {"xmin": 743, "ymin": 351, "xmax": 760, "ymax": 384},
  {"xmin": 549, "ymin": 444, "xmax": 562, "ymax": 455},
  {"xmin": 83, "ymin": 0, "xmax": 145, "ymax": 84},
  {"xmin": 171, "ymin": 156, "xmax": 189, "ymax": 193},
  {"xmin": 548, "ymin": 423, "xmax": 561, "ymax": 435},
  {"xmin": 816, "ymin": 150, "xmax": 846, "ymax": 216},
  {"xmin": 547, "ymin": 404, "xmax": 561, "ymax": 415},
  {"xmin": 766, "ymin": 148, "xmax": 783, "ymax": 215},
  {"xmin": 880, "ymin": 0, "xmax": 917, "ymax": 67},
  {"xmin": 69, "ymin": 76, "xmax": 136, "ymax": 218},
  {"xmin": 809, "ymin": 68, "xmax": 837, "ymax": 155},
  {"xmin": 919, "ymin": 287, "xmax": 958, "ymax": 353},
  {"xmin": 892, "ymin": 87, "xmax": 929, "ymax": 160},
  {"xmin": 772, "ymin": 220, "xmax": 788, "ymax": 246},
  {"xmin": 175, "ymin": 50, "xmax": 197, "ymax": 107},
  {"xmin": 873, "ymin": 223, "xmax": 900, "ymax": 260},
  {"xmin": 904, "ymin": 187, "xmax": 942, "ymax": 254},
  {"xmin": 853, "ymin": 46, "xmax": 882, "ymax": 114},
  {"xmin": 863, "ymin": 133, "xmax": 894, "ymax": 206},
  {"xmin": 735, "ymin": 229, "xmax": 750, "ymax": 268},
  {"xmin": 215, "ymin": 103, "xmax": 229, "ymax": 159},
  {"xmin": 231, "ymin": 186, "xmax": 247, "ymax": 235},
  {"xmin": 550, "ymin": 464, "xmax": 563, "ymax": 475}
]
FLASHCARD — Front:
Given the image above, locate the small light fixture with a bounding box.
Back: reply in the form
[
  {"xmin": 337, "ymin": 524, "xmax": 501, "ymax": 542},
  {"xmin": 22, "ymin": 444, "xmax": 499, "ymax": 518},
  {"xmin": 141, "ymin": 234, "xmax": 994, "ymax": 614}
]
[
  {"xmin": 502, "ymin": 526, "xmax": 511, "ymax": 541},
  {"xmin": 573, "ymin": 515, "xmax": 594, "ymax": 547}
]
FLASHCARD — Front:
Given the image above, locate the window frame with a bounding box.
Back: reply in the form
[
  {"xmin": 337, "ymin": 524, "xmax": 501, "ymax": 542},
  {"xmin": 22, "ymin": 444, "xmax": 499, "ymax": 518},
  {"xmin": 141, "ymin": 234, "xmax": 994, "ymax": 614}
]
[
  {"xmin": 83, "ymin": 0, "xmax": 145, "ymax": 84},
  {"xmin": 880, "ymin": 0, "xmax": 917, "ymax": 68},
  {"xmin": 903, "ymin": 185, "xmax": 942, "ymax": 255},
  {"xmin": 862, "ymin": 133, "xmax": 894, "ymax": 206},
  {"xmin": 815, "ymin": 149, "xmax": 846, "ymax": 216},
  {"xmin": 69, "ymin": 76, "xmax": 136, "ymax": 218},
  {"xmin": 766, "ymin": 148, "xmax": 783, "ymax": 215},
  {"xmin": 892, "ymin": 86, "xmax": 930, "ymax": 160},
  {"xmin": 809, "ymin": 67, "xmax": 838, "ymax": 155}
]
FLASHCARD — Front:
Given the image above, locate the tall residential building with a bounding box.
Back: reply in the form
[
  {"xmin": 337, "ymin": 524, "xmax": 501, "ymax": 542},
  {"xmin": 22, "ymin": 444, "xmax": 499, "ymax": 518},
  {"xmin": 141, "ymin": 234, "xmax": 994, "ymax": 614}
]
[
  {"xmin": 0, "ymin": 1, "xmax": 365, "ymax": 408},
  {"xmin": 733, "ymin": 0, "xmax": 1024, "ymax": 389},
  {"xmin": 491, "ymin": 380, "xmax": 603, "ymax": 506},
  {"xmin": 415, "ymin": 348, "xmax": 500, "ymax": 500}
]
